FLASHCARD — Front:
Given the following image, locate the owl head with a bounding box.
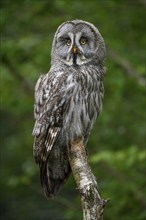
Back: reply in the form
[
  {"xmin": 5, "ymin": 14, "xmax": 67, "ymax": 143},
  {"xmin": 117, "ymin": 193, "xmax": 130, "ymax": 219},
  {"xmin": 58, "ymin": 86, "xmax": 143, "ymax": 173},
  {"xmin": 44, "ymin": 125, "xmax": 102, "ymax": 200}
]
[{"xmin": 51, "ymin": 20, "xmax": 106, "ymax": 67}]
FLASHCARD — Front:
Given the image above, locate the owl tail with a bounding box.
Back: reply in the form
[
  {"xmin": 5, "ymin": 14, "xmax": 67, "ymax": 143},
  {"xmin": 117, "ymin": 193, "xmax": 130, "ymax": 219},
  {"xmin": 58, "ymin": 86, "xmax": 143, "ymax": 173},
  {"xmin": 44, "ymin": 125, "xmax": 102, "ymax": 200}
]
[{"xmin": 40, "ymin": 150, "xmax": 71, "ymax": 198}]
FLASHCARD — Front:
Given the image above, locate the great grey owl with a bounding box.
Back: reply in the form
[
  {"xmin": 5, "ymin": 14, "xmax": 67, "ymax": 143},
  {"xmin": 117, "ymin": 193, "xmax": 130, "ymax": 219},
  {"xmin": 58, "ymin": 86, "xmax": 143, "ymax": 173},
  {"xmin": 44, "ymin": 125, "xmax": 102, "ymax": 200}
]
[{"xmin": 32, "ymin": 19, "xmax": 106, "ymax": 198}]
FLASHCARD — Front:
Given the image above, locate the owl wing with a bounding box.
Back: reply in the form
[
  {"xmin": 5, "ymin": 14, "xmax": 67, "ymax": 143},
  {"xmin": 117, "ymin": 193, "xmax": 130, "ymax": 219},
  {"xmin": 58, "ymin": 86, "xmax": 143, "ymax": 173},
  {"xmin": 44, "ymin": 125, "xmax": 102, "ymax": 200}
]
[
  {"xmin": 33, "ymin": 73, "xmax": 62, "ymax": 162},
  {"xmin": 32, "ymin": 71, "xmax": 72, "ymax": 198}
]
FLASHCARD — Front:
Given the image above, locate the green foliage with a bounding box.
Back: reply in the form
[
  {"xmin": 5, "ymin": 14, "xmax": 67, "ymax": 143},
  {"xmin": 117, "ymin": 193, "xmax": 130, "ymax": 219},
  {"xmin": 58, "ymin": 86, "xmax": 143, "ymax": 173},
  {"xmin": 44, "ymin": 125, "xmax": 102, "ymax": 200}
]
[{"xmin": 1, "ymin": 0, "xmax": 145, "ymax": 220}]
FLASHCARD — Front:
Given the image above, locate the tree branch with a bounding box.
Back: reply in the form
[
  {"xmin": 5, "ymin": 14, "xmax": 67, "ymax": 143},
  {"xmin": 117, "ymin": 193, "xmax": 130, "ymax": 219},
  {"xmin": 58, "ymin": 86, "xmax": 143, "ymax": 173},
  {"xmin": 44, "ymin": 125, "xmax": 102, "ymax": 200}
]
[
  {"xmin": 108, "ymin": 48, "xmax": 145, "ymax": 86},
  {"xmin": 68, "ymin": 138, "xmax": 108, "ymax": 220},
  {"xmin": 108, "ymin": 48, "xmax": 139, "ymax": 77}
]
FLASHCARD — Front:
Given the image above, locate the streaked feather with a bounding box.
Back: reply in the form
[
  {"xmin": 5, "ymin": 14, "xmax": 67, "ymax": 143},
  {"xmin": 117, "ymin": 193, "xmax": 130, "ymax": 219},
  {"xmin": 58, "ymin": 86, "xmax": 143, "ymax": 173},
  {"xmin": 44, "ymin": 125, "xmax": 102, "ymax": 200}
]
[{"xmin": 32, "ymin": 20, "xmax": 106, "ymax": 198}]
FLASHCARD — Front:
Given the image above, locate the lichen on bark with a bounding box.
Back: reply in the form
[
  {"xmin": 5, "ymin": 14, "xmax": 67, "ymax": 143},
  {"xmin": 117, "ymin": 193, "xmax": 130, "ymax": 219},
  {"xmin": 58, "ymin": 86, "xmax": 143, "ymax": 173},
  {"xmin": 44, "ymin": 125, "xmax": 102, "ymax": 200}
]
[{"xmin": 68, "ymin": 138, "xmax": 108, "ymax": 220}]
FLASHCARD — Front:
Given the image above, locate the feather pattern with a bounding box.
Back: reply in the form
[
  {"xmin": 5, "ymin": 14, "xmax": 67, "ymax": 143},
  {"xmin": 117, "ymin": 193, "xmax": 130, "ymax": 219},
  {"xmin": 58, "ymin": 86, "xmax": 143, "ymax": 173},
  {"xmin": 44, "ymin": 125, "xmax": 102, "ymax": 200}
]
[{"xmin": 32, "ymin": 20, "xmax": 106, "ymax": 198}]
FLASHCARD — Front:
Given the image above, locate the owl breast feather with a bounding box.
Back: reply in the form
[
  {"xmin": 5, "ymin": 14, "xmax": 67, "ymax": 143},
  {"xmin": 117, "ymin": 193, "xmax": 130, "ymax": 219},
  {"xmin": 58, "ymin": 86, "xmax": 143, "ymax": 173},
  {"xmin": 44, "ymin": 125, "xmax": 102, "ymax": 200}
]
[
  {"xmin": 53, "ymin": 65, "xmax": 104, "ymax": 145},
  {"xmin": 33, "ymin": 65, "xmax": 104, "ymax": 145}
]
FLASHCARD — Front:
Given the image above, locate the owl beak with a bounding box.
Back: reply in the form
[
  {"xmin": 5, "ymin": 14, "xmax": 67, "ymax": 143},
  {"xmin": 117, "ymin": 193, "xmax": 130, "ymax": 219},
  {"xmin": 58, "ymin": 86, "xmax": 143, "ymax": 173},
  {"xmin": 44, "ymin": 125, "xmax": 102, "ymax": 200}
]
[{"xmin": 73, "ymin": 46, "xmax": 78, "ymax": 54}]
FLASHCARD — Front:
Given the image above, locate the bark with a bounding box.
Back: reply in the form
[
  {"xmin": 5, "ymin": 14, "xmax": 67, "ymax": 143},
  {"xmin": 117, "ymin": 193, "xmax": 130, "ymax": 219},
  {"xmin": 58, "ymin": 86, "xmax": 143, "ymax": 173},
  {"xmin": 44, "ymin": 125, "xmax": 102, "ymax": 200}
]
[{"xmin": 68, "ymin": 138, "xmax": 108, "ymax": 220}]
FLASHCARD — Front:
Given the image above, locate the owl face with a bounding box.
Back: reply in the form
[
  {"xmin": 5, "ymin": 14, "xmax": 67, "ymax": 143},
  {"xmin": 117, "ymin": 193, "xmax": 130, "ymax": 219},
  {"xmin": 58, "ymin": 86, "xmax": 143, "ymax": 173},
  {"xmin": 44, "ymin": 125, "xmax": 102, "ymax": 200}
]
[{"xmin": 51, "ymin": 20, "xmax": 106, "ymax": 66}]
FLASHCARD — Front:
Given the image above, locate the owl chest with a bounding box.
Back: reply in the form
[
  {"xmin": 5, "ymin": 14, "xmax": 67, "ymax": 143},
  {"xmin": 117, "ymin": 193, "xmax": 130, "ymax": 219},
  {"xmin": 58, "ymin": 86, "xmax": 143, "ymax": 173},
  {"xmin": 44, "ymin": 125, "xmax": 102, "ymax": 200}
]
[
  {"xmin": 64, "ymin": 74, "xmax": 102, "ymax": 138},
  {"xmin": 77, "ymin": 72, "xmax": 102, "ymax": 114}
]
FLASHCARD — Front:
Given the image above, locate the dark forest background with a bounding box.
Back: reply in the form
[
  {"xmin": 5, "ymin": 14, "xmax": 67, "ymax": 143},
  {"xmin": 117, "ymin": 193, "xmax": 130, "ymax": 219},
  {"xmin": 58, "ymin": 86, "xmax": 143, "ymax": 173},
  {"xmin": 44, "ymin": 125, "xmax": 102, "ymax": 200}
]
[{"xmin": 1, "ymin": 0, "xmax": 146, "ymax": 220}]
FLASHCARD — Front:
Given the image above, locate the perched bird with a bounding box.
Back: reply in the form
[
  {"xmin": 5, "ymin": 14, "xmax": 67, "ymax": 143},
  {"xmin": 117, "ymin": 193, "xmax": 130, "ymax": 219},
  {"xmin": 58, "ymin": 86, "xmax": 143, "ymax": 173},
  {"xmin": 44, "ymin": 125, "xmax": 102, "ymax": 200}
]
[{"xmin": 32, "ymin": 20, "xmax": 106, "ymax": 198}]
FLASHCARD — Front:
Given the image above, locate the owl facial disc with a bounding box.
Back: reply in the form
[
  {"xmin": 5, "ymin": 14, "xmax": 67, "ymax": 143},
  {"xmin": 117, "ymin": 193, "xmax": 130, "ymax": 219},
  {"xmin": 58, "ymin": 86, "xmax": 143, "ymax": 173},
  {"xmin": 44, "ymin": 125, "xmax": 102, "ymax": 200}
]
[{"xmin": 52, "ymin": 20, "xmax": 106, "ymax": 67}]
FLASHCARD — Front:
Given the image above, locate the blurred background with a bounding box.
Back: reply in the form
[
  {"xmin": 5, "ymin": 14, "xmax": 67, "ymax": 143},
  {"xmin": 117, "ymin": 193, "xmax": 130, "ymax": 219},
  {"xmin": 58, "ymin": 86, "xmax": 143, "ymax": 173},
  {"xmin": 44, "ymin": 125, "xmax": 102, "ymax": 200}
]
[{"xmin": 1, "ymin": 0, "xmax": 145, "ymax": 220}]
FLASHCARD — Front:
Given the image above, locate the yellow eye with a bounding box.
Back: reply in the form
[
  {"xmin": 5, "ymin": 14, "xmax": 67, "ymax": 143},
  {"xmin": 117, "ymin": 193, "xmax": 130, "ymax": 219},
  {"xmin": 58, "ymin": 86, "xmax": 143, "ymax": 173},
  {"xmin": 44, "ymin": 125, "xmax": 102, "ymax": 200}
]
[
  {"xmin": 80, "ymin": 37, "xmax": 87, "ymax": 45},
  {"xmin": 66, "ymin": 38, "xmax": 71, "ymax": 46}
]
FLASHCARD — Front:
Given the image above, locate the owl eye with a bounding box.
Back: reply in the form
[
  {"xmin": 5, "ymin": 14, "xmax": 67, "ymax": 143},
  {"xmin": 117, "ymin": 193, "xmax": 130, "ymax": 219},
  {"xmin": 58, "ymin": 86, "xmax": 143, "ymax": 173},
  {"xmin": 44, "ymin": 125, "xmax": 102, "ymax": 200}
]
[
  {"xmin": 66, "ymin": 38, "xmax": 71, "ymax": 46},
  {"xmin": 80, "ymin": 37, "xmax": 87, "ymax": 45}
]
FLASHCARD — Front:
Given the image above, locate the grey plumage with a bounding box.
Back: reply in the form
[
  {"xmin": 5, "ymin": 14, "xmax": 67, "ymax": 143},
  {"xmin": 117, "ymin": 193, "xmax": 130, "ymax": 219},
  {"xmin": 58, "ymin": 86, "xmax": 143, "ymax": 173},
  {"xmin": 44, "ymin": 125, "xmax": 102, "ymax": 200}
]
[{"xmin": 32, "ymin": 19, "xmax": 106, "ymax": 198}]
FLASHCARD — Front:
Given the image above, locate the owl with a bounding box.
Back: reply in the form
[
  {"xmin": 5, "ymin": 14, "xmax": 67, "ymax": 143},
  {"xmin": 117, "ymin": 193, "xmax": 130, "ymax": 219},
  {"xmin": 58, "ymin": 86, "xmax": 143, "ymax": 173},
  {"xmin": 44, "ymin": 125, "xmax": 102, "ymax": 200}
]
[{"xmin": 32, "ymin": 20, "xmax": 106, "ymax": 198}]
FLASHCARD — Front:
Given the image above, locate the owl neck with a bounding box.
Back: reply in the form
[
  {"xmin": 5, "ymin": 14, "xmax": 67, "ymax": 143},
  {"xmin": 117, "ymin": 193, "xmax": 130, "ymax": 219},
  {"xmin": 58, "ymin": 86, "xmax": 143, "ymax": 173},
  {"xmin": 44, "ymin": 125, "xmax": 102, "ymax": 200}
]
[{"xmin": 50, "ymin": 61, "xmax": 105, "ymax": 77}]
